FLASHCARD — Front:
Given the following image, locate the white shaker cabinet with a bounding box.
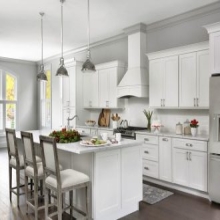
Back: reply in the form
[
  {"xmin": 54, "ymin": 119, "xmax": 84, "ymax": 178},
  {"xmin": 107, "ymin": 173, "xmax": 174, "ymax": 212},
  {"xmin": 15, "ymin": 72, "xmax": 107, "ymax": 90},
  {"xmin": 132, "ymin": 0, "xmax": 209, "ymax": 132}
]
[
  {"xmin": 204, "ymin": 22, "xmax": 220, "ymax": 74},
  {"xmin": 83, "ymin": 72, "xmax": 99, "ymax": 108},
  {"xmin": 172, "ymin": 138, "xmax": 208, "ymax": 192},
  {"xmin": 97, "ymin": 61, "xmax": 126, "ymax": 108},
  {"xmin": 159, "ymin": 137, "xmax": 172, "ymax": 182},
  {"xmin": 179, "ymin": 50, "xmax": 210, "ymax": 108},
  {"xmin": 149, "ymin": 56, "xmax": 178, "ymax": 108}
]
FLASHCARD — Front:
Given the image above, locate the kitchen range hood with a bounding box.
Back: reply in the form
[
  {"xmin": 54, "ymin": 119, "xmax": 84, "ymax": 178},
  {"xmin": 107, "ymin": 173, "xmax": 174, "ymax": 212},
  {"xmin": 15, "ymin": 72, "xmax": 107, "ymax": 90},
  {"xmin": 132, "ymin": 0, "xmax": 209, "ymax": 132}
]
[{"xmin": 117, "ymin": 23, "xmax": 149, "ymax": 98}]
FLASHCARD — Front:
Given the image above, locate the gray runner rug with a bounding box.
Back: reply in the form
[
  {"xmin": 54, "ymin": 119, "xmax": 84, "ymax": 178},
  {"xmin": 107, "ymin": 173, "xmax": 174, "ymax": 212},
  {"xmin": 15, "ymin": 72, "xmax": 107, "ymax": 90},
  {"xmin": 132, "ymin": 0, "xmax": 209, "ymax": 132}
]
[{"xmin": 143, "ymin": 184, "xmax": 174, "ymax": 204}]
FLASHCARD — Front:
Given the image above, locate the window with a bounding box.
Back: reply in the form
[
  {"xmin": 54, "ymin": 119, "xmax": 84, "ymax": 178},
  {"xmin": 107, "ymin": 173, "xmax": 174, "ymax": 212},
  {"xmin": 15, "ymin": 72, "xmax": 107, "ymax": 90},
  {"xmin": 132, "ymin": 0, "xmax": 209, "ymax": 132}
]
[
  {"xmin": 0, "ymin": 69, "xmax": 17, "ymax": 132},
  {"xmin": 40, "ymin": 67, "xmax": 51, "ymax": 129}
]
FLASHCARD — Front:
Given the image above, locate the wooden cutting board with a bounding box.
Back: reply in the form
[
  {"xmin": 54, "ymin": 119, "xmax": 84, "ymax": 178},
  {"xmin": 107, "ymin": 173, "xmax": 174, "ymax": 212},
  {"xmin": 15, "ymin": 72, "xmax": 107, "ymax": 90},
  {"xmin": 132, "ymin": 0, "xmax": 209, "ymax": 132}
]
[{"xmin": 98, "ymin": 109, "xmax": 111, "ymax": 127}]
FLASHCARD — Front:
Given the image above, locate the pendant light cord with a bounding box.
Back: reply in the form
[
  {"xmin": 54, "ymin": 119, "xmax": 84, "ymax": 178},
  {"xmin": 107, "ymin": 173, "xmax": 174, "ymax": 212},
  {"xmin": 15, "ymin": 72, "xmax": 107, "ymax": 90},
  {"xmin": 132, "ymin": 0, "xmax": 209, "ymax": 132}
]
[
  {"xmin": 61, "ymin": 0, "xmax": 64, "ymax": 59},
  {"xmin": 41, "ymin": 13, "xmax": 44, "ymax": 65},
  {"xmin": 87, "ymin": 0, "xmax": 90, "ymax": 56}
]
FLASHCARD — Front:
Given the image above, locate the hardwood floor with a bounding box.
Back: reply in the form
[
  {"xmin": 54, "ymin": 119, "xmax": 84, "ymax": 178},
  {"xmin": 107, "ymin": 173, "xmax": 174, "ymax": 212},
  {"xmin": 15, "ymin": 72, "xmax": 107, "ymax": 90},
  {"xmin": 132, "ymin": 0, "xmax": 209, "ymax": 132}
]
[{"xmin": 1, "ymin": 148, "xmax": 220, "ymax": 220}]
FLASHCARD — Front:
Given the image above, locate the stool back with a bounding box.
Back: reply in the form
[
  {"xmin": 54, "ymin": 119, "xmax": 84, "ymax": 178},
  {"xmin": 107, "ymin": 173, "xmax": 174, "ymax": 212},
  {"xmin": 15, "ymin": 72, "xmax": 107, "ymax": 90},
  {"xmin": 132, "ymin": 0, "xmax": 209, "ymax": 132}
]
[
  {"xmin": 40, "ymin": 135, "xmax": 61, "ymax": 186},
  {"xmin": 21, "ymin": 131, "xmax": 38, "ymax": 174},
  {"xmin": 5, "ymin": 128, "xmax": 19, "ymax": 162}
]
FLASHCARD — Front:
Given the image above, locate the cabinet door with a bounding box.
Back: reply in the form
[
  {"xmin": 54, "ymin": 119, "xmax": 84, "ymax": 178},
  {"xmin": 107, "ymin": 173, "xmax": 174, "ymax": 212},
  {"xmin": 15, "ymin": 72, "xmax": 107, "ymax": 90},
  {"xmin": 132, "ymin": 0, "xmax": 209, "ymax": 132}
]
[
  {"xmin": 159, "ymin": 137, "xmax": 172, "ymax": 182},
  {"xmin": 108, "ymin": 69, "xmax": 118, "ymax": 107},
  {"xmin": 197, "ymin": 50, "xmax": 210, "ymax": 108},
  {"xmin": 179, "ymin": 53, "xmax": 197, "ymax": 107},
  {"xmin": 83, "ymin": 72, "xmax": 98, "ymax": 107},
  {"xmin": 210, "ymin": 32, "xmax": 220, "ymax": 74},
  {"xmin": 149, "ymin": 59, "xmax": 164, "ymax": 107},
  {"xmin": 99, "ymin": 69, "xmax": 110, "ymax": 108},
  {"xmin": 173, "ymin": 148, "xmax": 189, "ymax": 187},
  {"xmin": 188, "ymin": 151, "xmax": 207, "ymax": 192},
  {"xmin": 164, "ymin": 56, "xmax": 178, "ymax": 107},
  {"xmin": 121, "ymin": 146, "xmax": 142, "ymax": 208},
  {"xmin": 94, "ymin": 149, "xmax": 121, "ymax": 219}
]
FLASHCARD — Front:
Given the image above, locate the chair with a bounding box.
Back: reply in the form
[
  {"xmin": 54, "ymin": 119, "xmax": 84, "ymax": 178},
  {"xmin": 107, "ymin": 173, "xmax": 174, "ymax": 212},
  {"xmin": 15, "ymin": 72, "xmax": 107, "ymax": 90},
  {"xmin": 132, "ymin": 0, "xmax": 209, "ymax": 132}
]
[
  {"xmin": 21, "ymin": 131, "xmax": 44, "ymax": 220},
  {"xmin": 40, "ymin": 135, "xmax": 90, "ymax": 220},
  {"xmin": 5, "ymin": 128, "xmax": 25, "ymax": 206}
]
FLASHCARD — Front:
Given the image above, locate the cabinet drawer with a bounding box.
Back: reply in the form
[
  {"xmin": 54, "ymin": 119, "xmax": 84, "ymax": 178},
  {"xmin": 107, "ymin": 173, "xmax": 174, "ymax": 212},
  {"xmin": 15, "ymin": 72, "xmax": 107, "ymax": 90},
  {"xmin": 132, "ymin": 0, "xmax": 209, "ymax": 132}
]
[
  {"xmin": 142, "ymin": 146, "xmax": 158, "ymax": 161},
  {"xmin": 136, "ymin": 134, "xmax": 158, "ymax": 145},
  {"xmin": 172, "ymin": 138, "xmax": 207, "ymax": 152},
  {"xmin": 142, "ymin": 160, "xmax": 159, "ymax": 178}
]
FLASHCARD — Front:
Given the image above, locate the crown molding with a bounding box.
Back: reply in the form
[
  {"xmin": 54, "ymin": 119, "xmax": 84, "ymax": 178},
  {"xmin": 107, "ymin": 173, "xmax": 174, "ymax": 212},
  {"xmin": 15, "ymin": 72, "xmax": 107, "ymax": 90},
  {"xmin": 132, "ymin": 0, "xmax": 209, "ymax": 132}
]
[
  {"xmin": 0, "ymin": 56, "xmax": 37, "ymax": 66},
  {"xmin": 204, "ymin": 21, "xmax": 220, "ymax": 33},
  {"xmin": 146, "ymin": 1, "xmax": 220, "ymax": 33},
  {"xmin": 123, "ymin": 23, "xmax": 147, "ymax": 35}
]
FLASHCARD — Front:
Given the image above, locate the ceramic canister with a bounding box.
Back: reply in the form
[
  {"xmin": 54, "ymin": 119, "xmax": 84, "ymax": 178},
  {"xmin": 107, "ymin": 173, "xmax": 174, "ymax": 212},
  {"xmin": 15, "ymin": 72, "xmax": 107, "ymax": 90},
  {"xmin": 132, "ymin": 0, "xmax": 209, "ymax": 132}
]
[{"xmin": 176, "ymin": 122, "xmax": 183, "ymax": 135}]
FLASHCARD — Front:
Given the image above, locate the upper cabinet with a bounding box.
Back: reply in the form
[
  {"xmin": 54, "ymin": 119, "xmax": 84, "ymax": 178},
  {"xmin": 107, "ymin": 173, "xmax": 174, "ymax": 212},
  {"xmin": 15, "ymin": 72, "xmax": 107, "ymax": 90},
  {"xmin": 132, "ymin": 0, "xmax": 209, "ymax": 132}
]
[
  {"xmin": 150, "ymin": 56, "xmax": 178, "ymax": 108},
  {"xmin": 83, "ymin": 61, "xmax": 126, "ymax": 109},
  {"xmin": 204, "ymin": 22, "xmax": 220, "ymax": 74},
  {"xmin": 147, "ymin": 42, "xmax": 210, "ymax": 109}
]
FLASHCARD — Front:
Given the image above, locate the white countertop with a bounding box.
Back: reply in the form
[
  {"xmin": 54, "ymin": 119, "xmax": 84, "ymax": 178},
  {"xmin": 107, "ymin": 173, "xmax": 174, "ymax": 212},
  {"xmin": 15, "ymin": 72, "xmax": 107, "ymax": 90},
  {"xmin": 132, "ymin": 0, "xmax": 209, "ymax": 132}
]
[
  {"xmin": 16, "ymin": 130, "xmax": 142, "ymax": 154},
  {"xmin": 135, "ymin": 131, "xmax": 209, "ymax": 141},
  {"xmin": 76, "ymin": 125, "xmax": 113, "ymax": 131}
]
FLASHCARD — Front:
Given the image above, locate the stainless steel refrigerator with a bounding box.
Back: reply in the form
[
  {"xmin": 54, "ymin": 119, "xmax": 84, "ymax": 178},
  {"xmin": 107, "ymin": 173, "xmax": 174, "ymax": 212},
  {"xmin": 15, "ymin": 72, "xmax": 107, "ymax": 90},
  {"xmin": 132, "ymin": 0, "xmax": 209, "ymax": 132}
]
[{"xmin": 209, "ymin": 75, "xmax": 220, "ymax": 203}]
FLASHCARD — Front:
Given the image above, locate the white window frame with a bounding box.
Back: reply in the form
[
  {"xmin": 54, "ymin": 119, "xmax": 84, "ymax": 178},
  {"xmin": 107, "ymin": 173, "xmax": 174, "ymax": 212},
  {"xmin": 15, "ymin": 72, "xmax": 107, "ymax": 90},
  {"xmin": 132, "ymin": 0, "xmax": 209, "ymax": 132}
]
[
  {"xmin": 39, "ymin": 65, "xmax": 52, "ymax": 129},
  {"xmin": 0, "ymin": 68, "xmax": 18, "ymax": 133}
]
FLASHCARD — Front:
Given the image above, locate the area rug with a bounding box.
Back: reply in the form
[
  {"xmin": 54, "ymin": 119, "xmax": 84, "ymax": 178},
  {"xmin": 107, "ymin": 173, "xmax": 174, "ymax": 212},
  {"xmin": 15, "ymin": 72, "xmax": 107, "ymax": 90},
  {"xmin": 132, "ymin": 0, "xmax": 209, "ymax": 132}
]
[{"xmin": 143, "ymin": 184, "xmax": 174, "ymax": 204}]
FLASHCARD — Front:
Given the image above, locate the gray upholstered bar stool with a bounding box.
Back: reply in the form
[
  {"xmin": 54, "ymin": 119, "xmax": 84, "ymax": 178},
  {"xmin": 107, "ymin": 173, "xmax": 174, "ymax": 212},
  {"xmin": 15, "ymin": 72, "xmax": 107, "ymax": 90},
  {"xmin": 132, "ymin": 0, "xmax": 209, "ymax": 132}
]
[
  {"xmin": 5, "ymin": 128, "xmax": 25, "ymax": 206},
  {"xmin": 40, "ymin": 135, "xmax": 90, "ymax": 220},
  {"xmin": 21, "ymin": 131, "xmax": 45, "ymax": 220}
]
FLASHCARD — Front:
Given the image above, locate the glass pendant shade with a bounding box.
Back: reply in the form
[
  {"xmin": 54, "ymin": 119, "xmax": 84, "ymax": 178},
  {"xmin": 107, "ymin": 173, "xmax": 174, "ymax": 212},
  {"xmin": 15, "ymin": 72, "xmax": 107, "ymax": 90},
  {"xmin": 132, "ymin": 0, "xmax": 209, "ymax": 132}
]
[
  {"xmin": 82, "ymin": 50, "xmax": 96, "ymax": 72},
  {"xmin": 56, "ymin": 58, "xmax": 68, "ymax": 76},
  {"xmin": 56, "ymin": 0, "xmax": 68, "ymax": 77},
  {"xmin": 37, "ymin": 12, "xmax": 47, "ymax": 81},
  {"xmin": 37, "ymin": 64, "xmax": 47, "ymax": 81}
]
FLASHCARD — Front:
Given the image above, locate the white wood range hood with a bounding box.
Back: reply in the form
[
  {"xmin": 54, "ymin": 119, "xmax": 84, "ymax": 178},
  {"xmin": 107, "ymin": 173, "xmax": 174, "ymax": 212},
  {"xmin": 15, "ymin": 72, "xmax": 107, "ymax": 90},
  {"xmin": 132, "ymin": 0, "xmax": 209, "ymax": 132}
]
[{"xmin": 117, "ymin": 23, "xmax": 149, "ymax": 98}]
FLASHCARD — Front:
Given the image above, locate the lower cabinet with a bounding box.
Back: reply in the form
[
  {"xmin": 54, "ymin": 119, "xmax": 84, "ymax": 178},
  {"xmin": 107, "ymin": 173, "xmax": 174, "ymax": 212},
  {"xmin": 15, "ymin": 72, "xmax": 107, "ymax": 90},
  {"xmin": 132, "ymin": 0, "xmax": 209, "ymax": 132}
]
[
  {"xmin": 172, "ymin": 138, "xmax": 208, "ymax": 192},
  {"xmin": 94, "ymin": 146, "xmax": 142, "ymax": 219},
  {"xmin": 159, "ymin": 137, "xmax": 172, "ymax": 182}
]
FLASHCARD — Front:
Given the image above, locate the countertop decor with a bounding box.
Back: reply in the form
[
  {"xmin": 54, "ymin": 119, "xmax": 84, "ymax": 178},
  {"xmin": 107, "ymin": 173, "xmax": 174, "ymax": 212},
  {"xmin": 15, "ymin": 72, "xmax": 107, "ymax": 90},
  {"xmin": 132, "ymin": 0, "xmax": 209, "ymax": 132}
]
[
  {"xmin": 143, "ymin": 109, "xmax": 153, "ymax": 131},
  {"xmin": 49, "ymin": 128, "xmax": 81, "ymax": 143}
]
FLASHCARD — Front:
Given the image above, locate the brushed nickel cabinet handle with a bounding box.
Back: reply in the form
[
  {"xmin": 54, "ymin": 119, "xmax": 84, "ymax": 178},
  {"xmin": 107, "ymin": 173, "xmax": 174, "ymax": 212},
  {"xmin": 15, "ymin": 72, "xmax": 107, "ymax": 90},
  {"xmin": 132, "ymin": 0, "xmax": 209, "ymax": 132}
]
[
  {"xmin": 189, "ymin": 152, "xmax": 192, "ymax": 161},
  {"xmin": 194, "ymin": 98, "xmax": 196, "ymax": 107},
  {"xmin": 162, "ymin": 138, "xmax": 168, "ymax": 141},
  {"xmin": 197, "ymin": 98, "xmax": 199, "ymax": 107},
  {"xmin": 144, "ymin": 167, "xmax": 149, "ymax": 170},
  {"xmin": 144, "ymin": 138, "xmax": 149, "ymax": 142},
  {"xmin": 144, "ymin": 151, "xmax": 149, "ymax": 154},
  {"xmin": 186, "ymin": 152, "xmax": 189, "ymax": 160},
  {"xmin": 186, "ymin": 143, "xmax": 193, "ymax": 147}
]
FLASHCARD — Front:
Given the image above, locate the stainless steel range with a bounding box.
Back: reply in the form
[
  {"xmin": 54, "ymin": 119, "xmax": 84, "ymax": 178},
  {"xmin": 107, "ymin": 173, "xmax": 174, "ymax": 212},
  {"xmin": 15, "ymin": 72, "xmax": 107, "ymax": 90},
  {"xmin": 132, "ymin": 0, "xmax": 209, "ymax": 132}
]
[{"xmin": 113, "ymin": 126, "xmax": 147, "ymax": 140}]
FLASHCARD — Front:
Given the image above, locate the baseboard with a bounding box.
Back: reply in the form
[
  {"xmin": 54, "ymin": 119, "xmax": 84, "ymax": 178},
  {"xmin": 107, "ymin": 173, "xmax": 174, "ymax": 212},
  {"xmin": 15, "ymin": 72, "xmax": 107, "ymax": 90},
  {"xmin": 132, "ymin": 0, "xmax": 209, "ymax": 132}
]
[{"xmin": 143, "ymin": 176, "xmax": 209, "ymax": 199}]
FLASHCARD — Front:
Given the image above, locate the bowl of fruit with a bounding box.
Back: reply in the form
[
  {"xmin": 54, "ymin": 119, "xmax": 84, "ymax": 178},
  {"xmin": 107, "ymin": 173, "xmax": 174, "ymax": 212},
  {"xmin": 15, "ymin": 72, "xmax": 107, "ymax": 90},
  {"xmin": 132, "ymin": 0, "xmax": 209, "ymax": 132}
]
[{"xmin": 85, "ymin": 120, "xmax": 96, "ymax": 126}]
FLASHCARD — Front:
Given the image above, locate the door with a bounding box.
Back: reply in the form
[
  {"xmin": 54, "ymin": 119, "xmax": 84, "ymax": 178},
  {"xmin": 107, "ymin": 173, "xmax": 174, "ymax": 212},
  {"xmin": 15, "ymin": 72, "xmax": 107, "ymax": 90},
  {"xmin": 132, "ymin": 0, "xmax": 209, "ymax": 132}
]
[
  {"xmin": 196, "ymin": 50, "xmax": 210, "ymax": 108},
  {"xmin": 173, "ymin": 148, "xmax": 188, "ymax": 187},
  {"xmin": 164, "ymin": 56, "xmax": 178, "ymax": 107},
  {"xmin": 188, "ymin": 151, "xmax": 207, "ymax": 191},
  {"xmin": 179, "ymin": 53, "xmax": 197, "ymax": 107},
  {"xmin": 149, "ymin": 59, "xmax": 164, "ymax": 107},
  {"xmin": 159, "ymin": 137, "xmax": 172, "ymax": 182}
]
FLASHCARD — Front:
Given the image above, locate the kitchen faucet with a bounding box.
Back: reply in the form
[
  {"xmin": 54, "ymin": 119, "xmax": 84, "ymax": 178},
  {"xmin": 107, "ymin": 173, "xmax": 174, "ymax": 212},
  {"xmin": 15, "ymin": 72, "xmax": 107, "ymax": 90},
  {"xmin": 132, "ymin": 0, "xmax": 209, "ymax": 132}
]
[{"xmin": 66, "ymin": 115, "xmax": 79, "ymax": 130}]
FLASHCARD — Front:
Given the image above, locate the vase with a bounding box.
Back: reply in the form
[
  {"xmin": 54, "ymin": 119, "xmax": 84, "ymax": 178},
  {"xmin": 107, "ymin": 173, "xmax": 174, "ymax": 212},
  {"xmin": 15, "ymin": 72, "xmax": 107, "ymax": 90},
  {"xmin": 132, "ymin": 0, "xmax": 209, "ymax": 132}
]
[
  {"xmin": 191, "ymin": 127, "xmax": 197, "ymax": 136},
  {"xmin": 147, "ymin": 120, "xmax": 151, "ymax": 132}
]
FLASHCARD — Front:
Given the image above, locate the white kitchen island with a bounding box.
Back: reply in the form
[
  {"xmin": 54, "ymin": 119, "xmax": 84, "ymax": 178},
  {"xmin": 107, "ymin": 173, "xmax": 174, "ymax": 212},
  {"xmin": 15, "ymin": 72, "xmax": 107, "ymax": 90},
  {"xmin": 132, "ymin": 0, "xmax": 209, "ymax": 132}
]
[{"xmin": 16, "ymin": 130, "xmax": 143, "ymax": 220}]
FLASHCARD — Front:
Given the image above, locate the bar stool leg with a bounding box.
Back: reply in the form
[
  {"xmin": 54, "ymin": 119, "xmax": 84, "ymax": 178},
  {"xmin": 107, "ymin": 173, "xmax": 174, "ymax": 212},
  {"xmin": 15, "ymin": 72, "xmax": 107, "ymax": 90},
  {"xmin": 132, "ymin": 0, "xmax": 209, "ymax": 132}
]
[
  {"xmin": 16, "ymin": 168, "xmax": 20, "ymax": 207},
  {"xmin": 25, "ymin": 175, "xmax": 29, "ymax": 214},
  {"xmin": 45, "ymin": 188, "xmax": 49, "ymax": 220},
  {"xmin": 69, "ymin": 190, "xmax": 73, "ymax": 219},
  {"xmin": 9, "ymin": 166, "xmax": 12, "ymax": 202},
  {"xmin": 86, "ymin": 183, "xmax": 90, "ymax": 220},
  {"xmin": 57, "ymin": 191, "xmax": 62, "ymax": 220},
  {"xmin": 34, "ymin": 177, "xmax": 39, "ymax": 220}
]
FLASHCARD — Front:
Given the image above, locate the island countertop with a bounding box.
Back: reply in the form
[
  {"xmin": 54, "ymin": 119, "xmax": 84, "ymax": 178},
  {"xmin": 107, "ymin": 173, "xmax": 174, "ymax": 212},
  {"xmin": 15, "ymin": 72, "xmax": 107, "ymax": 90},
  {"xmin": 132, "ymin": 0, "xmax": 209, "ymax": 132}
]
[{"xmin": 16, "ymin": 130, "xmax": 143, "ymax": 154}]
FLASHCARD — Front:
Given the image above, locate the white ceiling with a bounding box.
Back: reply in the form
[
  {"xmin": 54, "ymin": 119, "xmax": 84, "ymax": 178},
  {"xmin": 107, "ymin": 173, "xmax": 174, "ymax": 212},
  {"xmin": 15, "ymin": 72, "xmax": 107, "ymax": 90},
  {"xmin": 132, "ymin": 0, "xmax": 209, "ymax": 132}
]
[{"xmin": 0, "ymin": 0, "xmax": 218, "ymax": 61}]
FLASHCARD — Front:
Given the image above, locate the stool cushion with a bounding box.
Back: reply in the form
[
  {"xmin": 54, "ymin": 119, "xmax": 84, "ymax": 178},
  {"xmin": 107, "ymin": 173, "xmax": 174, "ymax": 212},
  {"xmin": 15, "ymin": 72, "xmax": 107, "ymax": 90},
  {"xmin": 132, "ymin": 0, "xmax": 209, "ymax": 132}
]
[
  {"xmin": 10, "ymin": 155, "xmax": 25, "ymax": 168},
  {"xmin": 25, "ymin": 163, "xmax": 44, "ymax": 177},
  {"xmin": 45, "ymin": 169, "xmax": 89, "ymax": 189}
]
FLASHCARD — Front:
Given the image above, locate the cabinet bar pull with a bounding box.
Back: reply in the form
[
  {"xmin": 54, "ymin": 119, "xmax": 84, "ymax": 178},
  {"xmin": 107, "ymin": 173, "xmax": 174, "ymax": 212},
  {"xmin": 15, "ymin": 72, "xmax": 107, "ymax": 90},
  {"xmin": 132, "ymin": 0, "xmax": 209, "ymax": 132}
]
[
  {"xmin": 144, "ymin": 151, "xmax": 149, "ymax": 154},
  {"xmin": 162, "ymin": 138, "xmax": 168, "ymax": 141},
  {"xmin": 194, "ymin": 98, "xmax": 196, "ymax": 107},
  {"xmin": 186, "ymin": 143, "xmax": 193, "ymax": 147},
  {"xmin": 144, "ymin": 167, "xmax": 149, "ymax": 170},
  {"xmin": 196, "ymin": 98, "xmax": 199, "ymax": 107},
  {"xmin": 189, "ymin": 152, "xmax": 192, "ymax": 161},
  {"xmin": 144, "ymin": 138, "xmax": 149, "ymax": 142},
  {"xmin": 186, "ymin": 152, "xmax": 189, "ymax": 160}
]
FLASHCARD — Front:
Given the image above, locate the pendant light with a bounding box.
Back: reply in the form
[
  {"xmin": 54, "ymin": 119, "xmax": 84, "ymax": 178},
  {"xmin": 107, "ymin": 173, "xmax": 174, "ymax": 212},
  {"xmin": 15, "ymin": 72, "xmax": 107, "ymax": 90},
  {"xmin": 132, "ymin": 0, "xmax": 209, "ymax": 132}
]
[
  {"xmin": 56, "ymin": 0, "xmax": 68, "ymax": 77},
  {"xmin": 37, "ymin": 12, "xmax": 47, "ymax": 81},
  {"xmin": 82, "ymin": 0, "xmax": 96, "ymax": 72}
]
